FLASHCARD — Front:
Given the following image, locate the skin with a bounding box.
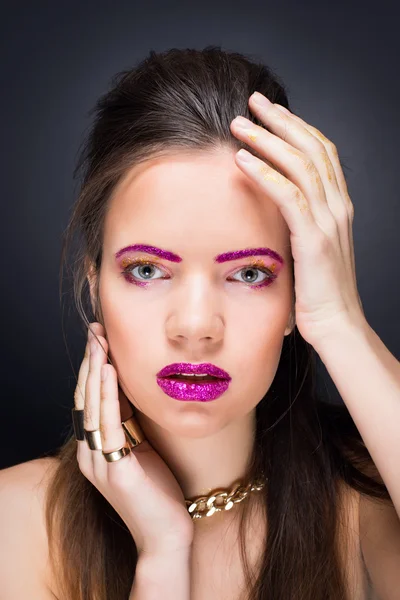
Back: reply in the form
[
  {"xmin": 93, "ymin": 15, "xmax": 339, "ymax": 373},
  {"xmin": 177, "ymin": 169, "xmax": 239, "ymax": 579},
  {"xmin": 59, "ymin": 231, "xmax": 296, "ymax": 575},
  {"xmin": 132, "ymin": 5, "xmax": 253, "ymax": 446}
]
[
  {"xmin": 87, "ymin": 147, "xmax": 295, "ymax": 517},
  {"xmin": 74, "ymin": 93, "xmax": 400, "ymax": 596}
]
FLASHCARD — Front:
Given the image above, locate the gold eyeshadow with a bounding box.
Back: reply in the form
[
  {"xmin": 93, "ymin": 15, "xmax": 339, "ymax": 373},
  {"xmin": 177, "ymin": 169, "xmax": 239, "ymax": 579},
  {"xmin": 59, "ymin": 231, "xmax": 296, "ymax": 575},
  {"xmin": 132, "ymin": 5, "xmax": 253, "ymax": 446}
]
[
  {"xmin": 248, "ymin": 258, "xmax": 277, "ymax": 274},
  {"xmin": 120, "ymin": 255, "xmax": 276, "ymax": 272},
  {"xmin": 119, "ymin": 256, "xmax": 163, "ymax": 270}
]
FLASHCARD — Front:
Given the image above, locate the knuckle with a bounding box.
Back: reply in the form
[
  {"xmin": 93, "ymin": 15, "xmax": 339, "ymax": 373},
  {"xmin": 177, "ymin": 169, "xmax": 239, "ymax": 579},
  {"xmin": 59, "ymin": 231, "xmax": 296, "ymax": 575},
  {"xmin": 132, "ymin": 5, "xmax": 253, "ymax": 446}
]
[
  {"xmin": 305, "ymin": 158, "xmax": 318, "ymax": 178},
  {"xmin": 74, "ymin": 385, "xmax": 84, "ymax": 405},
  {"xmin": 323, "ymin": 217, "xmax": 339, "ymax": 238},
  {"xmin": 312, "ymin": 228, "xmax": 331, "ymax": 253},
  {"xmin": 291, "ymin": 186, "xmax": 303, "ymax": 202},
  {"xmin": 99, "ymin": 421, "xmax": 107, "ymax": 438},
  {"xmin": 347, "ymin": 200, "xmax": 355, "ymax": 220},
  {"xmin": 327, "ymin": 140, "xmax": 339, "ymax": 157},
  {"xmin": 308, "ymin": 137, "xmax": 326, "ymax": 155},
  {"xmin": 100, "ymin": 384, "xmax": 108, "ymax": 403},
  {"xmin": 337, "ymin": 204, "xmax": 350, "ymax": 224},
  {"xmin": 85, "ymin": 403, "xmax": 94, "ymax": 424}
]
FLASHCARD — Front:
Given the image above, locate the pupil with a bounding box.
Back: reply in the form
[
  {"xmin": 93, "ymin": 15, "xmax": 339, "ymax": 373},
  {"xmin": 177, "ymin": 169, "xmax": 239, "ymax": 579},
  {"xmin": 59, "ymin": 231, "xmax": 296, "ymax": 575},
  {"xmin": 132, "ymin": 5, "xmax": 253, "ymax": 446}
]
[
  {"xmin": 243, "ymin": 268, "xmax": 257, "ymax": 282},
  {"xmin": 139, "ymin": 265, "xmax": 153, "ymax": 279}
]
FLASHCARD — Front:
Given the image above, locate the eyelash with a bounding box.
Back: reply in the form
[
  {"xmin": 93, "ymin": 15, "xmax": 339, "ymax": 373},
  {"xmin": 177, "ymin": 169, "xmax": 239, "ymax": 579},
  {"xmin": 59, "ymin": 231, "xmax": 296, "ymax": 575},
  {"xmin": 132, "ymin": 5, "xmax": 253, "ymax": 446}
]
[{"xmin": 119, "ymin": 260, "xmax": 277, "ymax": 290}]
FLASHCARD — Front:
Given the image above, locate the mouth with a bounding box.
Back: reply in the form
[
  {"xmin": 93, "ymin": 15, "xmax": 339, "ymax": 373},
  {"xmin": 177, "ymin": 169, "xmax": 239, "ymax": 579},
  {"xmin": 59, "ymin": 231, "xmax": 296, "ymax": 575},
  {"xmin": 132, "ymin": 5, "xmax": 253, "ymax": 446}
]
[
  {"xmin": 157, "ymin": 363, "xmax": 231, "ymax": 381},
  {"xmin": 156, "ymin": 363, "xmax": 231, "ymax": 401},
  {"xmin": 163, "ymin": 374, "xmax": 221, "ymax": 383},
  {"xmin": 156, "ymin": 372, "xmax": 231, "ymax": 402}
]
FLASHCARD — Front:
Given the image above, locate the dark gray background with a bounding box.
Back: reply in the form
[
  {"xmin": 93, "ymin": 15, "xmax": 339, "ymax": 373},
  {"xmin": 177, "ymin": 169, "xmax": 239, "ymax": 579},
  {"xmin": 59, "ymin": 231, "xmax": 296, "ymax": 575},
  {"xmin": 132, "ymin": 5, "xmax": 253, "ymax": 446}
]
[{"xmin": 1, "ymin": 1, "xmax": 399, "ymax": 469}]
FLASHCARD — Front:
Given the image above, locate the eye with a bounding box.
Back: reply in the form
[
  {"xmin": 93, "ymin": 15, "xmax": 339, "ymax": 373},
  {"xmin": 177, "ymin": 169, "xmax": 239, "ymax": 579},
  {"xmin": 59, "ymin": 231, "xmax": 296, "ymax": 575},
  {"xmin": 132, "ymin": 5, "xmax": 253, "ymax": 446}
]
[
  {"xmin": 120, "ymin": 260, "xmax": 277, "ymax": 289},
  {"xmin": 121, "ymin": 261, "xmax": 168, "ymax": 284},
  {"xmin": 229, "ymin": 265, "xmax": 276, "ymax": 287}
]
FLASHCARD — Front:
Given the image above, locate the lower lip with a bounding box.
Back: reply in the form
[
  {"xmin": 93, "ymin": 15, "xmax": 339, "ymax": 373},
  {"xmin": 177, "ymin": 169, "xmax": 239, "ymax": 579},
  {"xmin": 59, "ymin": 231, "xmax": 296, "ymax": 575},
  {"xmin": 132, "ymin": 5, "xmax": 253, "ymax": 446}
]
[{"xmin": 156, "ymin": 377, "xmax": 231, "ymax": 401}]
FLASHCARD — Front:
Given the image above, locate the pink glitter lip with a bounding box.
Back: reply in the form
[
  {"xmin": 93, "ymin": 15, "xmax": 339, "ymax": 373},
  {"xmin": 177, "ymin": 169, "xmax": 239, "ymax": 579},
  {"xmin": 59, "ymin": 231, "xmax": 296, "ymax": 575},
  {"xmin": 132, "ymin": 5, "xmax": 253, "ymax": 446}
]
[
  {"xmin": 156, "ymin": 377, "xmax": 230, "ymax": 401},
  {"xmin": 156, "ymin": 362, "xmax": 231, "ymax": 401}
]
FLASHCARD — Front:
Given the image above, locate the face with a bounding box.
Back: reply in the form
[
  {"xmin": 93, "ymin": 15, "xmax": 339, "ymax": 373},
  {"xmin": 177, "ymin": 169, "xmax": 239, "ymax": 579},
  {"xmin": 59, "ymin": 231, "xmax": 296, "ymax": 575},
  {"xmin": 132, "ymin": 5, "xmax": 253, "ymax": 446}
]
[{"xmin": 89, "ymin": 147, "xmax": 294, "ymax": 437}]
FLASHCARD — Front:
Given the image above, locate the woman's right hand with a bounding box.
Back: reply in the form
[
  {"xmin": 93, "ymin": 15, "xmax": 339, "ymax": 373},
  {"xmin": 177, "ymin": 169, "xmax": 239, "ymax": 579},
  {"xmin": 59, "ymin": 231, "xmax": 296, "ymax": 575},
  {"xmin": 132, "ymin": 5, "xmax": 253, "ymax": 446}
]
[{"xmin": 74, "ymin": 322, "xmax": 194, "ymax": 557}]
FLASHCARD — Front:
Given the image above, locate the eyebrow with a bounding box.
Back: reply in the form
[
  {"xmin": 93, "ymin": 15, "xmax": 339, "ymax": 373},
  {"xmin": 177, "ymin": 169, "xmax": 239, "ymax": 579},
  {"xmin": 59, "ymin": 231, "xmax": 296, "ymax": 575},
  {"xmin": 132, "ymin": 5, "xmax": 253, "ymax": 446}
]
[{"xmin": 115, "ymin": 244, "xmax": 284, "ymax": 265}]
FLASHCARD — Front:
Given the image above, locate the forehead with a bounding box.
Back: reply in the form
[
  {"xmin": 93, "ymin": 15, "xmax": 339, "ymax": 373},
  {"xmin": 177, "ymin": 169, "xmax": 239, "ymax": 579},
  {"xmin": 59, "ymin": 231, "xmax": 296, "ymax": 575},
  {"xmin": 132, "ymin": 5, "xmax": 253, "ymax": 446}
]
[{"xmin": 104, "ymin": 149, "xmax": 290, "ymax": 261}]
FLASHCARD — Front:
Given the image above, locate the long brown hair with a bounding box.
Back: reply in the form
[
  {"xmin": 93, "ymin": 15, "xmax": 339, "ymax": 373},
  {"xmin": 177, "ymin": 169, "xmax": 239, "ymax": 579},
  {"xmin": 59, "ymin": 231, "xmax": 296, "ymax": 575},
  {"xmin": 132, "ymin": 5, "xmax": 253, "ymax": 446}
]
[{"xmin": 44, "ymin": 46, "xmax": 391, "ymax": 600}]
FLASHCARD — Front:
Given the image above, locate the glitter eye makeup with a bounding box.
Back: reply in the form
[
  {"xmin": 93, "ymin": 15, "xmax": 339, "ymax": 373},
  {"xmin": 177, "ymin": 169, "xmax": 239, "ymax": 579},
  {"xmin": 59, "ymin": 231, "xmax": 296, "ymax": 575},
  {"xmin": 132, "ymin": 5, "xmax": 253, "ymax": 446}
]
[
  {"xmin": 118, "ymin": 256, "xmax": 279, "ymax": 290},
  {"xmin": 114, "ymin": 243, "xmax": 285, "ymax": 266},
  {"xmin": 227, "ymin": 259, "xmax": 278, "ymax": 290},
  {"xmin": 119, "ymin": 256, "xmax": 170, "ymax": 288}
]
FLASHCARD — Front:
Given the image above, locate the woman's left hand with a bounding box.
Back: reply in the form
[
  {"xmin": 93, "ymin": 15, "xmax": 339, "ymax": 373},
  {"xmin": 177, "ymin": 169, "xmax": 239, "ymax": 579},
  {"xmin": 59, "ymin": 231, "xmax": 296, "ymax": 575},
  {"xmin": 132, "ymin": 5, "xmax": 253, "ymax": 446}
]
[{"xmin": 230, "ymin": 92, "xmax": 368, "ymax": 351}]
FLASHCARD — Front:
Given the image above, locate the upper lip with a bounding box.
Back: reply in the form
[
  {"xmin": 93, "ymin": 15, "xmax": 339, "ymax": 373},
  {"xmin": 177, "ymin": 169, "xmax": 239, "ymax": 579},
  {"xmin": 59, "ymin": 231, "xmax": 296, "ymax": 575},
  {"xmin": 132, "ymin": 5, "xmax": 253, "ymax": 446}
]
[{"xmin": 157, "ymin": 363, "xmax": 231, "ymax": 380}]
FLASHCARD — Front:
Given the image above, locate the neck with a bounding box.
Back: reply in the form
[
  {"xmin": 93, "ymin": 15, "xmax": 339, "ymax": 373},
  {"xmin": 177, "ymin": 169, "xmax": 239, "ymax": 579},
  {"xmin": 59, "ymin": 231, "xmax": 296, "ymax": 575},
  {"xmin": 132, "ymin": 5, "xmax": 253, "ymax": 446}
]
[{"xmin": 133, "ymin": 406, "xmax": 257, "ymax": 501}]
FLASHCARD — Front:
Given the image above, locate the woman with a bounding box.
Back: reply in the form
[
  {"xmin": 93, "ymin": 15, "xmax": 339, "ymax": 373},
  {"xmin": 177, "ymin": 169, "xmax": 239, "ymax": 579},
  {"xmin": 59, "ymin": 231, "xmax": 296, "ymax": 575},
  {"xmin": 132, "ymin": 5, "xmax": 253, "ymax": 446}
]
[{"xmin": 1, "ymin": 46, "xmax": 399, "ymax": 600}]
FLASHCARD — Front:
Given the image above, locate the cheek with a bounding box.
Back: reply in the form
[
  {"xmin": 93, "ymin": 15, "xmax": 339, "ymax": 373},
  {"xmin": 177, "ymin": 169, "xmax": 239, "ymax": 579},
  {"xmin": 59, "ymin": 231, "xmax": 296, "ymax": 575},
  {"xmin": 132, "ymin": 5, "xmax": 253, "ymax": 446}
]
[
  {"xmin": 230, "ymin": 303, "xmax": 288, "ymax": 399},
  {"xmin": 102, "ymin": 311, "xmax": 162, "ymax": 413},
  {"xmin": 99, "ymin": 284, "xmax": 161, "ymax": 372},
  {"xmin": 105, "ymin": 317, "xmax": 160, "ymax": 374}
]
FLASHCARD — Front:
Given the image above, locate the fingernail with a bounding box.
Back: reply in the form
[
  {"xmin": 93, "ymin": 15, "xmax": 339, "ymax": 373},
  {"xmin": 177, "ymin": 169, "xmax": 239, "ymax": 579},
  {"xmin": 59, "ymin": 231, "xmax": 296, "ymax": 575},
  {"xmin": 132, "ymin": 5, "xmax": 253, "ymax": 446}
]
[
  {"xmin": 233, "ymin": 116, "xmax": 249, "ymax": 128},
  {"xmin": 252, "ymin": 92, "xmax": 271, "ymax": 107},
  {"xmin": 237, "ymin": 149, "xmax": 253, "ymax": 163}
]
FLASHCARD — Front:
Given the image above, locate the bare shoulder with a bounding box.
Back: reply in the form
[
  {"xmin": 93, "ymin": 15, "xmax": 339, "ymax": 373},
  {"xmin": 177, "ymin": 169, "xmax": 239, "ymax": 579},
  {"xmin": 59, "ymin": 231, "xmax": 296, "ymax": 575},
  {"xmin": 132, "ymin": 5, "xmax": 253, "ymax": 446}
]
[
  {"xmin": 0, "ymin": 456, "xmax": 60, "ymax": 599},
  {"xmin": 359, "ymin": 491, "xmax": 400, "ymax": 599}
]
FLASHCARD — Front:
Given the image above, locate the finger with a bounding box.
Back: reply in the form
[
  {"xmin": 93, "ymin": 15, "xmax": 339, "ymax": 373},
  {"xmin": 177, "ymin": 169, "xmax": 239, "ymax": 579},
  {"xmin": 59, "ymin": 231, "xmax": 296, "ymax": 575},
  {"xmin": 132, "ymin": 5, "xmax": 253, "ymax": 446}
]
[
  {"xmin": 231, "ymin": 115, "xmax": 335, "ymax": 233},
  {"xmin": 274, "ymin": 104, "xmax": 354, "ymax": 224},
  {"xmin": 74, "ymin": 340, "xmax": 90, "ymax": 411},
  {"xmin": 75, "ymin": 323, "xmax": 107, "ymax": 475},
  {"xmin": 84, "ymin": 330, "xmax": 111, "ymax": 477},
  {"xmin": 74, "ymin": 336, "xmax": 92, "ymax": 470},
  {"xmin": 274, "ymin": 104, "xmax": 356, "ymax": 281},
  {"xmin": 245, "ymin": 96, "xmax": 346, "ymax": 243},
  {"xmin": 100, "ymin": 364, "xmax": 129, "ymax": 454},
  {"xmin": 118, "ymin": 385, "xmax": 135, "ymax": 422},
  {"xmin": 89, "ymin": 321, "xmax": 106, "ymax": 340},
  {"xmin": 235, "ymin": 148, "xmax": 317, "ymax": 240},
  {"xmin": 85, "ymin": 331, "xmax": 108, "ymax": 433},
  {"xmin": 275, "ymin": 104, "xmax": 353, "ymax": 213},
  {"xmin": 248, "ymin": 95, "xmax": 343, "ymax": 211}
]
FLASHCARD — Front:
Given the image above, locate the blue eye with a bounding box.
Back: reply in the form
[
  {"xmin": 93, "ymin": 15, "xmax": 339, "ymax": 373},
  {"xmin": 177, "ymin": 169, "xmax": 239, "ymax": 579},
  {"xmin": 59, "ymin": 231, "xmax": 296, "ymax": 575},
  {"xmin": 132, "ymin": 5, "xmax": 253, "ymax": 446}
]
[
  {"xmin": 126, "ymin": 262, "xmax": 165, "ymax": 281},
  {"xmin": 229, "ymin": 266, "xmax": 275, "ymax": 287},
  {"xmin": 121, "ymin": 261, "xmax": 277, "ymax": 290}
]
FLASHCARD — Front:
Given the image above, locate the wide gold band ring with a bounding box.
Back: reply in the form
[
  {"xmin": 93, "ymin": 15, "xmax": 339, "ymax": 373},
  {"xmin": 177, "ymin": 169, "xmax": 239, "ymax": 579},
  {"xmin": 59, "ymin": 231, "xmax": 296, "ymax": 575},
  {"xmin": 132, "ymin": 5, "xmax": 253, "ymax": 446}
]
[
  {"xmin": 72, "ymin": 409, "xmax": 146, "ymax": 457},
  {"xmin": 102, "ymin": 444, "xmax": 131, "ymax": 463},
  {"xmin": 84, "ymin": 428, "xmax": 102, "ymax": 450}
]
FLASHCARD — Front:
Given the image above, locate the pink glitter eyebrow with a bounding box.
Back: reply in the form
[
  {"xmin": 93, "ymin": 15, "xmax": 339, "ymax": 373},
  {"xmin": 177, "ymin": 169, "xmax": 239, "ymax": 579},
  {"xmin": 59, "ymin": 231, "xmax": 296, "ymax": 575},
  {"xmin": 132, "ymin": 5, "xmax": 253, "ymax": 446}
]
[
  {"xmin": 115, "ymin": 244, "xmax": 182, "ymax": 262},
  {"xmin": 115, "ymin": 244, "xmax": 284, "ymax": 265},
  {"xmin": 214, "ymin": 248, "xmax": 284, "ymax": 265}
]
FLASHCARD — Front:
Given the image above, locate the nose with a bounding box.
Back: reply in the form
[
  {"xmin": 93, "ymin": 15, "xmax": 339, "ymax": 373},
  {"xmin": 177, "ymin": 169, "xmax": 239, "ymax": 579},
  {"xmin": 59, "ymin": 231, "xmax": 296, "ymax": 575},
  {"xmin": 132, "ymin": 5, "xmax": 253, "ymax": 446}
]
[{"xmin": 165, "ymin": 284, "xmax": 224, "ymax": 351}]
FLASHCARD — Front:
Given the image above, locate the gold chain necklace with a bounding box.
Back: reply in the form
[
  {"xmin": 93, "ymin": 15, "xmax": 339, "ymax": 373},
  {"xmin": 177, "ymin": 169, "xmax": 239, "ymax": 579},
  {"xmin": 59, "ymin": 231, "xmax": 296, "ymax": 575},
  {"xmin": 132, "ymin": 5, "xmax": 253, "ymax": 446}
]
[
  {"xmin": 185, "ymin": 477, "xmax": 267, "ymax": 520},
  {"xmin": 120, "ymin": 414, "xmax": 266, "ymax": 521}
]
